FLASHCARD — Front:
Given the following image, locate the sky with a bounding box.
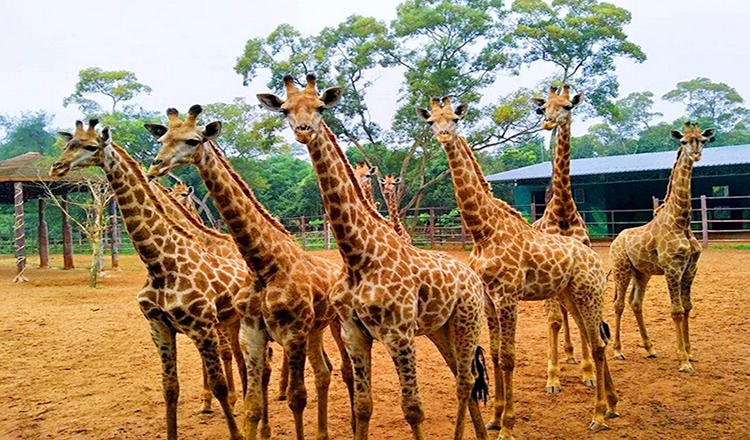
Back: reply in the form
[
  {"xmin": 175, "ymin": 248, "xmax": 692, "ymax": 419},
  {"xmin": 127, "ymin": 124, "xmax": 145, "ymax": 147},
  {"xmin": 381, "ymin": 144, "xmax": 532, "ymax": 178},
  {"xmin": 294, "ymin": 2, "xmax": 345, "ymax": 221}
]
[{"xmin": 1, "ymin": 0, "xmax": 749, "ymax": 139}]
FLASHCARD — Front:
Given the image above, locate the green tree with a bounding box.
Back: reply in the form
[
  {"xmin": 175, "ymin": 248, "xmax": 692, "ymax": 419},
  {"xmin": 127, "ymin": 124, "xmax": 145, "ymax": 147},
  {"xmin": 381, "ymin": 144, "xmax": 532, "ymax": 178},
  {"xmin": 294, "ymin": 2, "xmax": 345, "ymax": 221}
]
[
  {"xmin": 663, "ymin": 77, "xmax": 749, "ymax": 131},
  {"xmin": 0, "ymin": 111, "xmax": 57, "ymax": 160},
  {"xmin": 63, "ymin": 67, "xmax": 152, "ymax": 114},
  {"xmin": 511, "ymin": 0, "xmax": 646, "ymax": 115}
]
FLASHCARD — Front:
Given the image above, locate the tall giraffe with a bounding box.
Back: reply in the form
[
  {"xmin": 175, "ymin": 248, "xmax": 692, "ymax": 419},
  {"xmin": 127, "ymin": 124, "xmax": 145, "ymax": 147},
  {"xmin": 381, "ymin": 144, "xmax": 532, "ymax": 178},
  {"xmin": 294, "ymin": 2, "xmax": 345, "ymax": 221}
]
[
  {"xmin": 379, "ymin": 174, "xmax": 411, "ymax": 242},
  {"xmin": 258, "ymin": 74, "xmax": 489, "ymax": 440},
  {"xmin": 531, "ymin": 85, "xmax": 594, "ymax": 394},
  {"xmin": 418, "ymin": 97, "xmax": 618, "ymax": 439},
  {"xmin": 353, "ymin": 162, "xmax": 379, "ymax": 210},
  {"xmin": 51, "ymin": 122, "xmax": 248, "ymax": 440},
  {"xmin": 609, "ymin": 122, "xmax": 715, "ymax": 373},
  {"xmin": 145, "ymin": 106, "xmax": 352, "ymax": 440}
]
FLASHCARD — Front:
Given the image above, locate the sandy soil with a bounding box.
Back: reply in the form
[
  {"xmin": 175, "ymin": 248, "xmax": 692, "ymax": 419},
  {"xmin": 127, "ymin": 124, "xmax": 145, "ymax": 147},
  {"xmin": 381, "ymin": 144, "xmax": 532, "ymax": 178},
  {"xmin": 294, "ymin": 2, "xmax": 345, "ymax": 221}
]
[{"xmin": 1, "ymin": 247, "xmax": 749, "ymax": 440}]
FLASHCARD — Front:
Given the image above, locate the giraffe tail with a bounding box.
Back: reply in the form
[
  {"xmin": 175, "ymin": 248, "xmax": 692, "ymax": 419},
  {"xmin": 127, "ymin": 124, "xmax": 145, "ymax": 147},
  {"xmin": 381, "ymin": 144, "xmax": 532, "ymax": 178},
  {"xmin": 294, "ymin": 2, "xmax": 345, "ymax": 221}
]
[{"xmin": 471, "ymin": 346, "xmax": 490, "ymax": 404}]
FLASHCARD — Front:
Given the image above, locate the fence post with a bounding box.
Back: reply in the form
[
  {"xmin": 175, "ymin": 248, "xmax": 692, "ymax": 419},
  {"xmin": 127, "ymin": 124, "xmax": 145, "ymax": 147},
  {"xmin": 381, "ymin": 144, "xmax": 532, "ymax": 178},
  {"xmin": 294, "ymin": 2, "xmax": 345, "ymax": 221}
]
[
  {"xmin": 13, "ymin": 182, "xmax": 27, "ymax": 282},
  {"xmin": 652, "ymin": 196, "xmax": 659, "ymax": 213},
  {"xmin": 530, "ymin": 202, "xmax": 537, "ymax": 222},
  {"xmin": 38, "ymin": 198, "xmax": 50, "ymax": 269},
  {"xmin": 61, "ymin": 193, "xmax": 74, "ymax": 270},
  {"xmin": 300, "ymin": 215, "xmax": 307, "ymax": 250},
  {"xmin": 323, "ymin": 214, "xmax": 330, "ymax": 250},
  {"xmin": 428, "ymin": 207, "xmax": 435, "ymax": 248},
  {"xmin": 700, "ymin": 195, "xmax": 709, "ymax": 247},
  {"xmin": 109, "ymin": 199, "xmax": 120, "ymax": 270},
  {"xmin": 460, "ymin": 216, "xmax": 468, "ymax": 249}
]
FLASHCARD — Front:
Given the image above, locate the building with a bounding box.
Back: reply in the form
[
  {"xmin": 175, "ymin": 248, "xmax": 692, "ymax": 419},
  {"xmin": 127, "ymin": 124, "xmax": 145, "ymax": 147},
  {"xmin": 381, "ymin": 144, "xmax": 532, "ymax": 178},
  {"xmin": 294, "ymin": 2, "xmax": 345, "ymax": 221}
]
[{"xmin": 485, "ymin": 144, "xmax": 750, "ymax": 239}]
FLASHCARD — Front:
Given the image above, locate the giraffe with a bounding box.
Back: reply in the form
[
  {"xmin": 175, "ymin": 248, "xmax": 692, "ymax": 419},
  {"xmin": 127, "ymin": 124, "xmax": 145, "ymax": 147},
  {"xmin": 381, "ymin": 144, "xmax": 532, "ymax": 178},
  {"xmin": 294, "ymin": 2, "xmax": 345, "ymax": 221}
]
[
  {"xmin": 51, "ymin": 121, "xmax": 248, "ymax": 440},
  {"xmin": 169, "ymin": 181, "xmax": 200, "ymax": 218},
  {"xmin": 353, "ymin": 161, "xmax": 379, "ymax": 210},
  {"xmin": 609, "ymin": 122, "xmax": 715, "ymax": 373},
  {"xmin": 417, "ymin": 97, "xmax": 618, "ymax": 439},
  {"xmin": 145, "ymin": 106, "xmax": 353, "ymax": 440},
  {"xmin": 379, "ymin": 174, "xmax": 411, "ymax": 242},
  {"xmin": 531, "ymin": 85, "xmax": 594, "ymax": 394},
  {"xmin": 257, "ymin": 74, "xmax": 490, "ymax": 440}
]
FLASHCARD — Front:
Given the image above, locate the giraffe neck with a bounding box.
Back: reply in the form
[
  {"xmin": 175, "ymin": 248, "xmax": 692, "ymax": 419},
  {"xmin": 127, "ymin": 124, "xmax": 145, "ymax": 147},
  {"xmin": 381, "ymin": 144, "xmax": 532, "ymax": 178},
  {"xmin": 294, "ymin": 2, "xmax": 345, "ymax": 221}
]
[
  {"xmin": 306, "ymin": 122, "xmax": 394, "ymax": 269},
  {"xmin": 661, "ymin": 147, "xmax": 695, "ymax": 229},
  {"xmin": 104, "ymin": 143, "xmax": 188, "ymax": 274},
  {"xmin": 549, "ymin": 117, "xmax": 577, "ymax": 220},
  {"xmin": 385, "ymin": 191, "xmax": 408, "ymax": 237},
  {"xmin": 195, "ymin": 141, "xmax": 298, "ymax": 280},
  {"xmin": 442, "ymin": 135, "xmax": 527, "ymax": 243}
]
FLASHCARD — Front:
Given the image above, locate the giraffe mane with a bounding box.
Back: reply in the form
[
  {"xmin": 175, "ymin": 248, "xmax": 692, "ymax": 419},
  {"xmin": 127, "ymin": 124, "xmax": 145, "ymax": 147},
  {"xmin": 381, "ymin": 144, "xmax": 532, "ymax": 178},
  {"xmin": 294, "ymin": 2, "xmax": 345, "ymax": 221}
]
[
  {"xmin": 110, "ymin": 142, "xmax": 200, "ymax": 244},
  {"xmin": 320, "ymin": 121, "xmax": 391, "ymax": 225},
  {"xmin": 654, "ymin": 146, "xmax": 685, "ymax": 216},
  {"xmin": 151, "ymin": 180, "xmax": 230, "ymax": 240},
  {"xmin": 205, "ymin": 140, "xmax": 294, "ymax": 239}
]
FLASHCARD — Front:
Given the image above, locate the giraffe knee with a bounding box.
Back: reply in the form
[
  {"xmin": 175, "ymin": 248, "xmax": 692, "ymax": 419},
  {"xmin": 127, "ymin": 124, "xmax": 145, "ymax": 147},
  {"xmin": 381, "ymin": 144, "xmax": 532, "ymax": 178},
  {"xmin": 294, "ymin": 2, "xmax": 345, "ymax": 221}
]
[
  {"xmin": 630, "ymin": 300, "xmax": 643, "ymax": 313},
  {"xmin": 287, "ymin": 388, "xmax": 307, "ymax": 413},
  {"xmin": 500, "ymin": 353, "xmax": 515, "ymax": 371},
  {"xmin": 163, "ymin": 384, "xmax": 179, "ymax": 404},
  {"xmin": 402, "ymin": 402, "xmax": 424, "ymax": 426},
  {"xmin": 354, "ymin": 398, "xmax": 372, "ymax": 422}
]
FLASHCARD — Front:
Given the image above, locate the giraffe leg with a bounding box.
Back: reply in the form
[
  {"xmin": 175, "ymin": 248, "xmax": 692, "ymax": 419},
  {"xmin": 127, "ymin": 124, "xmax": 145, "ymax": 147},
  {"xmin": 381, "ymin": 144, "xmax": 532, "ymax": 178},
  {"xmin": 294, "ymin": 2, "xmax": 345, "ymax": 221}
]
[
  {"xmin": 497, "ymin": 303, "xmax": 519, "ymax": 440},
  {"xmin": 681, "ymin": 254, "xmax": 700, "ymax": 362},
  {"xmin": 578, "ymin": 326, "xmax": 596, "ymax": 388},
  {"xmin": 147, "ymin": 319, "xmax": 179, "ymax": 440},
  {"xmin": 307, "ymin": 329, "xmax": 332, "ymax": 440},
  {"xmin": 666, "ymin": 268, "xmax": 693, "ymax": 373},
  {"xmin": 193, "ymin": 329, "xmax": 243, "ymax": 440},
  {"xmin": 384, "ymin": 335, "xmax": 425, "ymax": 440},
  {"xmin": 218, "ymin": 328, "xmax": 237, "ymax": 409},
  {"xmin": 330, "ymin": 319, "xmax": 355, "ymax": 434},
  {"xmin": 485, "ymin": 303, "xmax": 504, "ymax": 431},
  {"xmin": 342, "ymin": 322, "xmax": 373, "ymax": 440},
  {"xmin": 561, "ymin": 306, "xmax": 577, "ymax": 364},
  {"xmin": 630, "ymin": 272, "xmax": 657, "ymax": 358},
  {"xmin": 240, "ymin": 322, "xmax": 270, "ymax": 440},
  {"xmin": 611, "ymin": 266, "xmax": 632, "ymax": 360},
  {"xmin": 227, "ymin": 320, "xmax": 247, "ymax": 398},
  {"xmin": 199, "ymin": 360, "xmax": 214, "ymax": 414},
  {"xmin": 277, "ymin": 349, "xmax": 290, "ymax": 401},
  {"xmin": 284, "ymin": 336, "xmax": 309, "ymax": 440},
  {"xmin": 259, "ymin": 346, "xmax": 272, "ymax": 439},
  {"xmin": 544, "ymin": 298, "xmax": 563, "ymax": 394}
]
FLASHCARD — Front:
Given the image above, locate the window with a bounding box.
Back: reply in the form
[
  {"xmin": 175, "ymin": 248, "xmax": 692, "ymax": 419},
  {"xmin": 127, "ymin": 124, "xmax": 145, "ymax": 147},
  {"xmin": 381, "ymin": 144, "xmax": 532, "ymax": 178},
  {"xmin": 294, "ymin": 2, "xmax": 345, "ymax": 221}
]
[
  {"xmin": 574, "ymin": 188, "xmax": 586, "ymax": 204},
  {"xmin": 712, "ymin": 185, "xmax": 729, "ymax": 197}
]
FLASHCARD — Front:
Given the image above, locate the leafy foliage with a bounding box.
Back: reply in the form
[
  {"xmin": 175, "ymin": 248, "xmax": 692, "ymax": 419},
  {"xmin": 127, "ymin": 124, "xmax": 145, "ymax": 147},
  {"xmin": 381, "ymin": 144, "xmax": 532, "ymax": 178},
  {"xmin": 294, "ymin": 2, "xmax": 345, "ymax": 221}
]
[
  {"xmin": 663, "ymin": 77, "xmax": 749, "ymax": 131},
  {"xmin": 0, "ymin": 111, "xmax": 57, "ymax": 160},
  {"xmin": 63, "ymin": 67, "xmax": 152, "ymax": 114}
]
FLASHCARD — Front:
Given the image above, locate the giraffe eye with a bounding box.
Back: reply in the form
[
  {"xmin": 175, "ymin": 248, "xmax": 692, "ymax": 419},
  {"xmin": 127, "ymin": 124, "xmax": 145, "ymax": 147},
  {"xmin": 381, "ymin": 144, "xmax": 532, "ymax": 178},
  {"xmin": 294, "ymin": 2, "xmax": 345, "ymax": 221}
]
[
  {"xmin": 318, "ymin": 106, "xmax": 327, "ymax": 113},
  {"xmin": 680, "ymin": 141, "xmax": 688, "ymax": 145},
  {"xmin": 535, "ymin": 107, "xmax": 544, "ymax": 115},
  {"xmin": 83, "ymin": 145, "xmax": 98, "ymax": 152},
  {"xmin": 280, "ymin": 108, "xmax": 289, "ymax": 115},
  {"xmin": 563, "ymin": 105, "xmax": 573, "ymax": 111},
  {"xmin": 185, "ymin": 139, "xmax": 200, "ymax": 146}
]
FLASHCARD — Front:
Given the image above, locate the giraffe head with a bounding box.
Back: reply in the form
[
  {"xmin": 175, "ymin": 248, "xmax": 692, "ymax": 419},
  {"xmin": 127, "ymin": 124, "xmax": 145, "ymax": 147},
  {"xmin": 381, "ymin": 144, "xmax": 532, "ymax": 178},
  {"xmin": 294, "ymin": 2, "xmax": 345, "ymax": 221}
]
[
  {"xmin": 531, "ymin": 85, "xmax": 583, "ymax": 130},
  {"xmin": 670, "ymin": 121, "xmax": 716, "ymax": 162},
  {"xmin": 50, "ymin": 119, "xmax": 103, "ymax": 177},
  {"xmin": 144, "ymin": 106, "xmax": 222, "ymax": 178},
  {"xmin": 378, "ymin": 174, "xmax": 402, "ymax": 199},
  {"xmin": 354, "ymin": 162, "xmax": 377, "ymax": 189},
  {"xmin": 169, "ymin": 181, "xmax": 194, "ymax": 205},
  {"xmin": 416, "ymin": 96, "xmax": 469, "ymax": 144},
  {"xmin": 256, "ymin": 74, "xmax": 343, "ymax": 144}
]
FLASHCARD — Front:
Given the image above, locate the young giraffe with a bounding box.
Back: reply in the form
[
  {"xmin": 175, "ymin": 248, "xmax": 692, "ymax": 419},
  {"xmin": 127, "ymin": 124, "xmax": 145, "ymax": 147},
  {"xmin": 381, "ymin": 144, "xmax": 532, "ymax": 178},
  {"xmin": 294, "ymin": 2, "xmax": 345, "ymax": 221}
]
[
  {"xmin": 258, "ymin": 74, "xmax": 490, "ymax": 440},
  {"xmin": 531, "ymin": 85, "xmax": 595, "ymax": 393},
  {"xmin": 610, "ymin": 122, "xmax": 715, "ymax": 373},
  {"xmin": 417, "ymin": 97, "xmax": 618, "ymax": 439},
  {"xmin": 379, "ymin": 174, "xmax": 411, "ymax": 242},
  {"xmin": 51, "ymin": 122, "xmax": 248, "ymax": 440},
  {"xmin": 146, "ymin": 106, "xmax": 353, "ymax": 440},
  {"xmin": 169, "ymin": 181, "xmax": 200, "ymax": 218},
  {"xmin": 353, "ymin": 162, "xmax": 379, "ymax": 211}
]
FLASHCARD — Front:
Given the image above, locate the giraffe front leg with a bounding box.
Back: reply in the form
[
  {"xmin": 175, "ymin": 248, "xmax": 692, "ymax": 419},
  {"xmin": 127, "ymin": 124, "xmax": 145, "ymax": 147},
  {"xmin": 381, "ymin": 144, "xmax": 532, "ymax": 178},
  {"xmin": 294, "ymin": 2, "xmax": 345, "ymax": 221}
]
[
  {"xmin": 307, "ymin": 330, "xmax": 332, "ymax": 440},
  {"xmin": 277, "ymin": 349, "xmax": 290, "ymax": 401},
  {"xmin": 199, "ymin": 361, "xmax": 214, "ymax": 414},
  {"xmin": 666, "ymin": 271, "xmax": 693, "ymax": 373},
  {"xmin": 681, "ymin": 254, "xmax": 700, "ymax": 362},
  {"xmin": 498, "ymin": 304, "xmax": 519, "ymax": 440},
  {"xmin": 147, "ymin": 318, "xmax": 180, "ymax": 440},
  {"xmin": 384, "ymin": 335, "xmax": 425, "ymax": 440},
  {"xmin": 240, "ymin": 321, "xmax": 270, "ymax": 440},
  {"xmin": 217, "ymin": 328, "xmax": 237, "ymax": 409},
  {"xmin": 283, "ymin": 336, "xmax": 309, "ymax": 440},
  {"xmin": 342, "ymin": 321, "xmax": 374, "ymax": 440},
  {"xmin": 611, "ymin": 268, "xmax": 632, "ymax": 360},
  {"xmin": 544, "ymin": 298, "xmax": 563, "ymax": 394},
  {"xmin": 561, "ymin": 306, "xmax": 577, "ymax": 364},
  {"xmin": 485, "ymin": 303, "xmax": 503, "ymax": 431},
  {"xmin": 330, "ymin": 319, "xmax": 355, "ymax": 434},
  {"xmin": 631, "ymin": 272, "xmax": 657, "ymax": 358}
]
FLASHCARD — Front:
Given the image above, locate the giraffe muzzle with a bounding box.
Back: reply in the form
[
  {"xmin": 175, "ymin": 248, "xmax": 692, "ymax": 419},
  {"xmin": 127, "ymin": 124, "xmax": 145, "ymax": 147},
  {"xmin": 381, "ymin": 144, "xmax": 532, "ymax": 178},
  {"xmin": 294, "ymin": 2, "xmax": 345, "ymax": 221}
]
[{"xmin": 49, "ymin": 162, "xmax": 70, "ymax": 177}]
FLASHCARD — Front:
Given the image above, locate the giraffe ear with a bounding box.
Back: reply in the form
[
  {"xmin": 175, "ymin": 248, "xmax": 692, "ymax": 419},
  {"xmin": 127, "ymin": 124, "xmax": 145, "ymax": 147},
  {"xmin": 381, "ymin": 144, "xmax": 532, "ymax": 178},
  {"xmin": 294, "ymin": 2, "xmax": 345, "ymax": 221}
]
[
  {"xmin": 393, "ymin": 177, "xmax": 402, "ymax": 185},
  {"xmin": 144, "ymin": 124, "xmax": 168, "ymax": 139},
  {"xmin": 57, "ymin": 132, "xmax": 73, "ymax": 142},
  {"xmin": 187, "ymin": 186, "xmax": 195, "ymax": 196},
  {"xmin": 368, "ymin": 166, "xmax": 378, "ymax": 176},
  {"xmin": 570, "ymin": 93, "xmax": 584, "ymax": 107},
  {"xmin": 416, "ymin": 107, "xmax": 431, "ymax": 122},
  {"xmin": 256, "ymin": 94, "xmax": 285, "ymax": 112},
  {"xmin": 671, "ymin": 130, "xmax": 683, "ymax": 140},
  {"xmin": 378, "ymin": 178, "xmax": 386, "ymax": 185},
  {"xmin": 454, "ymin": 103, "xmax": 469, "ymax": 119},
  {"xmin": 320, "ymin": 87, "xmax": 343, "ymax": 108},
  {"xmin": 101, "ymin": 126, "xmax": 112, "ymax": 146},
  {"xmin": 702, "ymin": 128, "xmax": 716, "ymax": 142},
  {"xmin": 530, "ymin": 98, "xmax": 545, "ymax": 107},
  {"xmin": 203, "ymin": 121, "xmax": 222, "ymax": 140}
]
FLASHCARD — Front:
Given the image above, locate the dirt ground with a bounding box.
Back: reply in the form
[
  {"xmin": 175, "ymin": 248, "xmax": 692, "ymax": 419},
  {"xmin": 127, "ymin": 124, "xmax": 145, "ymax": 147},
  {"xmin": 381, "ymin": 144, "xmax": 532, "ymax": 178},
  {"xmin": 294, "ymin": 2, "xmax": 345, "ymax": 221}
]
[{"xmin": 1, "ymin": 246, "xmax": 749, "ymax": 440}]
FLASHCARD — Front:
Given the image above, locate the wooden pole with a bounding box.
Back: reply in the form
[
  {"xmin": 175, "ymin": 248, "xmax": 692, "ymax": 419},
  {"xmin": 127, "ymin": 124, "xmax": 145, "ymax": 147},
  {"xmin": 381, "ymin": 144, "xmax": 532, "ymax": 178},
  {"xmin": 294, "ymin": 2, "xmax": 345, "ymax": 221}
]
[
  {"xmin": 652, "ymin": 196, "xmax": 659, "ymax": 213},
  {"xmin": 300, "ymin": 215, "xmax": 307, "ymax": 250},
  {"xmin": 530, "ymin": 202, "xmax": 537, "ymax": 222},
  {"xmin": 323, "ymin": 214, "xmax": 330, "ymax": 250},
  {"xmin": 109, "ymin": 199, "xmax": 120, "ymax": 270},
  {"xmin": 38, "ymin": 198, "xmax": 50, "ymax": 268},
  {"xmin": 700, "ymin": 195, "xmax": 709, "ymax": 247},
  {"xmin": 428, "ymin": 207, "xmax": 435, "ymax": 248},
  {"xmin": 61, "ymin": 193, "xmax": 74, "ymax": 270},
  {"xmin": 13, "ymin": 183, "xmax": 28, "ymax": 282}
]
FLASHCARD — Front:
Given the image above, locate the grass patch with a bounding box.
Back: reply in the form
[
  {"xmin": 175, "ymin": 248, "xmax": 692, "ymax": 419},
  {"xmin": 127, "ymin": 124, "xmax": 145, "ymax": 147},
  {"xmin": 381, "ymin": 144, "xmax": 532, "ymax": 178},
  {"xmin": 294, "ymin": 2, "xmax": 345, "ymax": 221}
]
[{"xmin": 711, "ymin": 244, "xmax": 750, "ymax": 250}]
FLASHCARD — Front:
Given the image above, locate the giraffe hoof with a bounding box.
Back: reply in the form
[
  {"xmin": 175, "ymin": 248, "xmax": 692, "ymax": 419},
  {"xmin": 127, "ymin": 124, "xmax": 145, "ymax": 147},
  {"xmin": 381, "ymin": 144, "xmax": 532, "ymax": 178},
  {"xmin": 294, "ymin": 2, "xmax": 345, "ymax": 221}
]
[
  {"xmin": 689, "ymin": 356, "xmax": 699, "ymax": 362},
  {"xmin": 605, "ymin": 411, "xmax": 620, "ymax": 420},
  {"xmin": 485, "ymin": 421, "xmax": 502, "ymax": 431},
  {"xmin": 613, "ymin": 353, "xmax": 626, "ymax": 361},
  {"xmin": 588, "ymin": 421, "xmax": 610, "ymax": 432},
  {"xmin": 566, "ymin": 357, "xmax": 579, "ymax": 364},
  {"xmin": 546, "ymin": 386, "xmax": 561, "ymax": 394},
  {"xmin": 679, "ymin": 364, "xmax": 695, "ymax": 374},
  {"xmin": 260, "ymin": 425, "xmax": 272, "ymax": 439},
  {"xmin": 196, "ymin": 407, "xmax": 214, "ymax": 415},
  {"xmin": 582, "ymin": 379, "xmax": 596, "ymax": 388},
  {"xmin": 646, "ymin": 352, "xmax": 658, "ymax": 359}
]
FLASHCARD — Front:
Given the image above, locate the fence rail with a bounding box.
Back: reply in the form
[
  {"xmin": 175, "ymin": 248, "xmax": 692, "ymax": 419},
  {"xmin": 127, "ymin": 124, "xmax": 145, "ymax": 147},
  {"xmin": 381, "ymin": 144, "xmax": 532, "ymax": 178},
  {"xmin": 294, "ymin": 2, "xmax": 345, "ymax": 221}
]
[{"xmin": 3, "ymin": 194, "xmax": 749, "ymax": 256}]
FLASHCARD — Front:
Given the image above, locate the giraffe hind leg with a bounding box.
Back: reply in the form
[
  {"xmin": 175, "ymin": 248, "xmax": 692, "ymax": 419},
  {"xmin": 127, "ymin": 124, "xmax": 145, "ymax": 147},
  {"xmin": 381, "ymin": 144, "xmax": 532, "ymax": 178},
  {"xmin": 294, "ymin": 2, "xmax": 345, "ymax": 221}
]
[
  {"xmin": 544, "ymin": 298, "xmax": 563, "ymax": 394},
  {"xmin": 630, "ymin": 271, "xmax": 657, "ymax": 358},
  {"xmin": 611, "ymin": 263, "xmax": 633, "ymax": 360},
  {"xmin": 146, "ymin": 317, "xmax": 180, "ymax": 440}
]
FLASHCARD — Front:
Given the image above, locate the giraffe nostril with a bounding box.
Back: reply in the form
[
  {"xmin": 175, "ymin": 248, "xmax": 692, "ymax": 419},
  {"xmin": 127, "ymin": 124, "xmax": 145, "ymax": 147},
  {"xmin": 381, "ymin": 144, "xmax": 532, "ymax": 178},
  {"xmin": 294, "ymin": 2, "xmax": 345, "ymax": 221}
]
[{"xmin": 152, "ymin": 159, "xmax": 163, "ymax": 166}]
